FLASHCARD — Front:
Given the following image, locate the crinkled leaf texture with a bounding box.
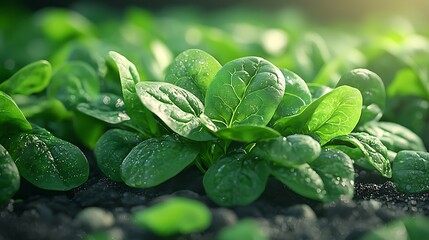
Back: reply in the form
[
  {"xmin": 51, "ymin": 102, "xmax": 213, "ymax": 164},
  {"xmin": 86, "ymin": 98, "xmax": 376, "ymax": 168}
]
[
  {"xmin": 274, "ymin": 86, "xmax": 362, "ymax": 145},
  {"xmin": 135, "ymin": 81, "xmax": 215, "ymax": 141},
  {"xmin": 359, "ymin": 121, "xmax": 426, "ymax": 152},
  {"xmin": 165, "ymin": 49, "xmax": 221, "ymax": 101},
  {"xmin": 109, "ymin": 51, "xmax": 159, "ymax": 136},
  {"xmin": 0, "ymin": 126, "xmax": 89, "ymax": 191},
  {"xmin": 203, "ymin": 153, "xmax": 270, "ymax": 206},
  {"xmin": 121, "ymin": 135, "xmax": 199, "ymax": 188},
  {"xmin": 328, "ymin": 132, "xmax": 391, "ymax": 178},
  {"xmin": 0, "ymin": 144, "xmax": 20, "ymax": 204},
  {"xmin": 204, "ymin": 56, "xmax": 285, "ymax": 129},
  {"xmin": 271, "ymin": 148, "xmax": 355, "ymax": 202}
]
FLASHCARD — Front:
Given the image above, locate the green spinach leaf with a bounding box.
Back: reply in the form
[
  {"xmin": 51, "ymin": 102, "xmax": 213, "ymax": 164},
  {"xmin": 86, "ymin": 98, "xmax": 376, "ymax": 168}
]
[
  {"xmin": 204, "ymin": 56, "xmax": 285, "ymax": 128},
  {"xmin": 135, "ymin": 81, "xmax": 215, "ymax": 141},
  {"xmin": 359, "ymin": 121, "xmax": 426, "ymax": 152},
  {"xmin": 47, "ymin": 61, "xmax": 99, "ymax": 109},
  {"xmin": 0, "ymin": 126, "xmax": 89, "ymax": 191},
  {"xmin": 271, "ymin": 148, "xmax": 354, "ymax": 202},
  {"xmin": 121, "ymin": 135, "xmax": 199, "ymax": 188},
  {"xmin": 132, "ymin": 197, "xmax": 211, "ymax": 236},
  {"xmin": 203, "ymin": 153, "xmax": 270, "ymax": 206},
  {"xmin": 0, "ymin": 144, "xmax": 20, "ymax": 204},
  {"xmin": 0, "ymin": 60, "xmax": 52, "ymax": 95},
  {"xmin": 94, "ymin": 129, "xmax": 144, "ymax": 181},
  {"xmin": 0, "ymin": 91, "xmax": 32, "ymax": 133},
  {"xmin": 109, "ymin": 51, "xmax": 159, "ymax": 136},
  {"xmin": 164, "ymin": 49, "xmax": 221, "ymax": 101},
  {"xmin": 251, "ymin": 135, "xmax": 321, "ymax": 167},
  {"xmin": 336, "ymin": 68, "xmax": 385, "ymax": 125},
  {"xmin": 328, "ymin": 132, "xmax": 391, "ymax": 178},
  {"xmin": 77, "ymin": 93, "xmax": 130, "ymax": 124},
  {"xmin": 274, "ymin": 86, "xmax": 362, "ymax": 145},
  {"xmin": 217, "ymin": 219, "xmax": 269, "ymax": 240},
  {"xmin": 271, "ymin": 69, "xmax": 312, "ymax": 123},
  {"xmin": 214, "ymin": 125, "xmax": 281, "ymax": 143},
  {"xmin": 392, "ymin": 151, "xmax": 429, "ymax": 193}
]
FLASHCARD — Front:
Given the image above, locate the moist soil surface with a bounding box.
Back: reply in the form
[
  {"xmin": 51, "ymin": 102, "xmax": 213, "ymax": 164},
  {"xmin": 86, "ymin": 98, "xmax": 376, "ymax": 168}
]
[{"xmin": 1, "ymin": 159, "xmax": 428, "ymax": 240}]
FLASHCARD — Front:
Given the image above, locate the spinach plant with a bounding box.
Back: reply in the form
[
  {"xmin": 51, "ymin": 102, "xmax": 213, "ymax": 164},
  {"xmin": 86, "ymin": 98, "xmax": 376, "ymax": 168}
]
[
  {"xmin": 0, "ymin": 60, "xmax": 90, "ymax": 204},
  {"xmin": 93, "ymin": 50, "xmax": 387, "ymax": 206}
]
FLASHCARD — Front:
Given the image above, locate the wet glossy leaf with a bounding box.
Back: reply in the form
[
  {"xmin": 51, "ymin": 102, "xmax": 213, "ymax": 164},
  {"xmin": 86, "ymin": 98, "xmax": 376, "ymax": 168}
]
[
  {"xmin": 271, "ymin": 164, "xmax": 325, "ymax": 200},
  {"xmin": 133, "ymin": 197, "xmax": 211, "ymax": 236},
  {"xmin": 203, "ymin": 153, "xmax": 269, "ymax": 206},
  {"xmin": 359, "ymin": 121, "xmax": 426, "ymax": 152},
  {"xmin": 0, "ymin": 60, "xmax": 51, "ymax": 95},
  {"xmin": 121, "ymin": 135, "xmax": 199, "ymax": 188},
  {"xmin": 0, "ymin": 126, "xmax": 89, "ymax": 191},
  {"xmin": 165, "ymin": 49, "xmax": 221, "ymax": 101},
  {"xmin": 392, "ymin": 151, "xmax": 429, "ymax": 193},
  {"xmin": 47, "ymin": 61, "xmax": 99, "ymax": 109},
  {"xmin": 271, "ymin": 69, "xmax": 312, "ymax": 122},
  {"xmin": 77, "ymin": 93, "xmax": 130, "ymax": 124},
  {"xmin": 328, "ymin": 132, "xmax": 391, "ymax": 178},
  {"xmin": 109, "ymin": 51, "xmax": 159, "ymax": 136},
  {"xmin": 214, "ymin": 125, "xmax": 281, "ymax": 142},
  {"xmin": 252, "ymin": 134, "xmax": 321, "ymax": 167},
  {"xmin": 336, "ymin": 68, "xmax": 386, "ymax": 125},
  {"xmin": 204, "ymin": 56, "xmax": 285, "ymax": 128},
  {"xmin": 0, "ymin": 144, "xmax": 20, "ymax": 204},
  {"xmin": 135, "ymin": 81, "xmax": 215, "ymax": 141},
  {"xmin": 94, "ymin": 129, "xmax": 144, "ymax": 181},
  {"xmin": 0, "ymin": 91, "xmax": 32, "ymax": 133},
  {"xmin": 274, "ymin": 86, "xmax": 362, "ymax": 145},
  {"xmin": 271, "ymin": 148, "xmax": 354, "ymax": 202}
]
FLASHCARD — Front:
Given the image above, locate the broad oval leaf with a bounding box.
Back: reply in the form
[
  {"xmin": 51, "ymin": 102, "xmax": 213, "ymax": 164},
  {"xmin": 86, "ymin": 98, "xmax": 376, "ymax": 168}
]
[
  {"xmin": 392, "ymin": 151, "xmax": 429, "ymax": 193},
  {"xmin": 165, "ymin": 49, "xmax": 221, "ymax": 101},
  {"xmin": 0, "ymin": 144, "xmax": 20, "ymax": 204},
  {"xmin": 336, "ymin": 68, "xmax": 386, "ymax": 125},
  {"xmin": 217, "ymin": 219, "xmax": 268, "ymax": 240},
  {"xmin": 204, "ymin": 56, "xmax": 285, "ymax": 128},
  {"xmin": 0, "ymin": 126, "xmax": 89, "ymax": 191},
  {"xmin": 135, "ymin": 81, "xmax": 215, "ymax": 141},
  {"xmin": 77, "ymin": 93, "xmax": 130, "ymax": 124},
  {"xmin": 203, "ymin": 153, "xmax": 269, "ymax": 206},
  {"xmin": 251, "ymin": 134, "xmax": 321, "ymax": 167},
  {"xmin": 270, "ymin": 164, "xmax": 325, "ymax": 200},
  {"xmin": 359, "ymin": 121, "xmax": 426, "ymax": 152},
  {"xmin": 328, "ymin": 132, "xmax": 392, "ymax": 178},
  {"xmin": 47, "ymin": 61, "xmax": 99, "ymax": 109},
  {"xmin": 109, "ymin": 51, "xmax": 159, "ymax": 136},
  {"xmin": 0, "ymin": 91, "xmax": 32, "ymax": 133},
  {"xmin": 271, "ymin": 69, "xmax": 312, "ymax": 122},
  {"xmin": 271, "ymin": 148, "xmax": 354, "ymax": 202},
  {"xmin": 94, "ymin": 129, "xmax": 144, "ymax": 181},
  {"xmin": 214, "ymin": 125, "xmax": 281, "ymax": 143},
  {"xmin": 121, "ymin": 135, "xmax": 199, "ymax": 188},
  {"xmin": 274, "ymin": 86, "xmax": 362, "ymax": 145},
  {"xmin": 0, "ymin": 60, "xmax": 52, "ymax": 95},
  {"xmin": 132, "ymin": 197, "xmax": 211, "ymax": 236}
]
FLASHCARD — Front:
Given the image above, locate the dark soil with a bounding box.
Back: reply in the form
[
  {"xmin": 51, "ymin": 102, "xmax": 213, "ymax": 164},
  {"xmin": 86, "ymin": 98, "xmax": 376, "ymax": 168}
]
[{"xmin": 1, "ymin": 160, "xmax": 428, "ymax": 240}]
